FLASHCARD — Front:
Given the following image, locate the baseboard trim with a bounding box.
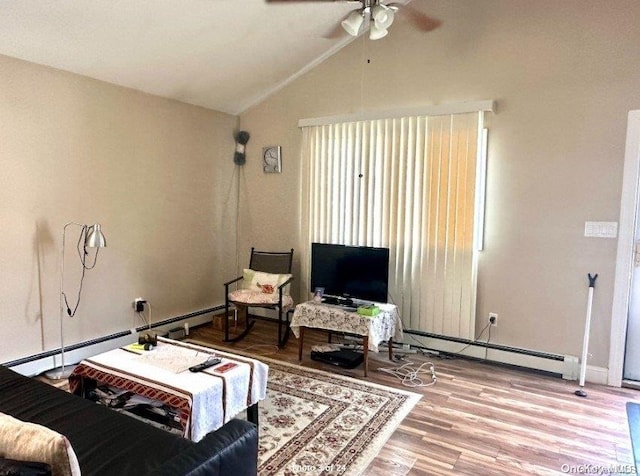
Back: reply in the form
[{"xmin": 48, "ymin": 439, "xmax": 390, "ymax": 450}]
[
  {"xmin": 584, "ymin": 365, "xmax": 609, "ymax": 386},
  {"xmin": 3, "ymin": 305, "xmax": 223, "ymax": 376},
  {"xmin": 6, "ymin": 308, "xmax": 610, "ymax": 385},
  {"xmin": 401, "ymin": 330, "xmax": 586, "ymax": 382}
]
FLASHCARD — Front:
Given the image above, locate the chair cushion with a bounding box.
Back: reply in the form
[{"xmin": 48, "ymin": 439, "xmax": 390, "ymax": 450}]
[
  {"xmin": 242, "ymin": 269, "xmax": 292, "ymax": 295},
  {"xmin": 0, "ymin": 413, "xmax": 81, "ymax": 476},
  {"xmin": 229, "ymin": 289, "xmax": 294, "ymax": 309}
]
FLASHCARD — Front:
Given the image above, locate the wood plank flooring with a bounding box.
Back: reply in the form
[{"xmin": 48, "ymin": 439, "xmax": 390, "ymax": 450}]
[{"xmin": 190, "ymin": 319, "xmax": 640, "ymax": 475}]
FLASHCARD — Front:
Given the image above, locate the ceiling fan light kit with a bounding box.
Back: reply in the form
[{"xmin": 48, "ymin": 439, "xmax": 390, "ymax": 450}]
[
  {"xmin": 340, "ymin": 1, "xmax": 398, "ymax": 40},
  {"xmin": 266, "ymin": 0, "xmax": 440, "ymax": 41}
]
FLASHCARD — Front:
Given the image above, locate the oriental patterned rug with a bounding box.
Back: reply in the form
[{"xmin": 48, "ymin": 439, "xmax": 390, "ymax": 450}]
[{"xmin": 187, "ymin": 340, "xmax": 421, "ymax": 476}]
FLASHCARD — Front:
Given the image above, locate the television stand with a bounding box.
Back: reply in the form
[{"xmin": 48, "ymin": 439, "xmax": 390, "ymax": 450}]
[{"xmin": 290, "ymin": 301, "xmax": 402, "ymax": 377}]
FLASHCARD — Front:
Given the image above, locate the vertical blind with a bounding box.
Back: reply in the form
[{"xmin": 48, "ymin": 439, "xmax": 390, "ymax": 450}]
[{"xmin": 300, "ymin": 112, "xmax": 481, "ymax": 339}]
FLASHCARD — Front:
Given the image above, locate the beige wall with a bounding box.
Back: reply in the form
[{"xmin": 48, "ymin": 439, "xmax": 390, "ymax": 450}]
[
  {"xmin": 0, "ymin": 54, "xmax": 238, "ymax": 363},
  {"xmin": 239, "ymin": 0, "xmax": 640, "ymax": 368}
]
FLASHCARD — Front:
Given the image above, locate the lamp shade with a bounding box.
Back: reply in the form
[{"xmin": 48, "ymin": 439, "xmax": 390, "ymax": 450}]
[
  {"xmin": 371, "ymin": 4, "xmax": 394, "ymax": 29},
  {"xmin": 369, "ymin": 22, "xmax": 388, "ymax": 40},
  {"xmin": 85, "ymin": 224, "xmax": 107, "ymax": 248},
  {"xmin": 341, "ymin": 10, "xmax": 364, "ymax": 36}
]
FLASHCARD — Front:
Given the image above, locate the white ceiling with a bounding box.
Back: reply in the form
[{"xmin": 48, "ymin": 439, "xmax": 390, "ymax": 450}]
[{"xmin": 0, "ymin": 0, "xmax": 381, "ymax": 115}]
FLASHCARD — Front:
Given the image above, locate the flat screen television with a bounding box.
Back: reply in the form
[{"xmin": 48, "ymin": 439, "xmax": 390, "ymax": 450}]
[{"xmin": 310, "ymin": 242, "xmax": 389, "ymax": 303}]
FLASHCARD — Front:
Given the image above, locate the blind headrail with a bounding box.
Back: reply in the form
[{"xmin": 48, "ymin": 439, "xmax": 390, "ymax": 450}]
[{"xmin": 298, "ymin": 100, "xmax": 495, "ymax": 128}]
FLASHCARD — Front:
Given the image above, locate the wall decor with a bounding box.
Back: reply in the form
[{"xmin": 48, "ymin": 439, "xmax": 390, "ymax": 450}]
[{"xmin": 262, "ymin": 146, "xmax": 282, "ymax": 173}]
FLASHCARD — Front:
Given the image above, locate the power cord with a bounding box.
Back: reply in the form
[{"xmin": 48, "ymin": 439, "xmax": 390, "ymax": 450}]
[
  {"xmin": 62, "ymin": 225, "xmax": 101, "ymax": 318},
  {"xmin": 134, "ymin": 302, "xmax": 153, "ymax": 330},
  {"xmin": 135, "ymin": 309, "xmax": 146, "ymax": 327},
  {"xmin": 485, "ymin": 324, "xmax": 492, "ymax": 360},
  {"xmin": 402, "ymin": 323, "xmax": 493, "ymax": 361},
  {"xmin": 385, "ymin": 293, "xmax": 494, "ymax": 361},
  {"xmin": 378, "ymin": 360, "xmax": 437, "ymax": 388},
  {"xmin": 452, "ymin": 322, "xmax": 491, "ymax": 360},
  {"xmin": 147, "ymin": 302, "xmax": 153, "ymax": 330}
]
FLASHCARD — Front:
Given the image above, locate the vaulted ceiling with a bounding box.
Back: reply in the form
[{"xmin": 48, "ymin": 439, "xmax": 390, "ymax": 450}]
[{"xmin": 0, "ymin": 0, "xmax": 415, "ymax": 115}]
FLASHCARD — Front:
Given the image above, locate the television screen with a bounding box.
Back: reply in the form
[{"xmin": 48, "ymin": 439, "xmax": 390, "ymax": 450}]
[{"xmin": 310, "ymin": 243, "xmax": 389, "ymax": 303}]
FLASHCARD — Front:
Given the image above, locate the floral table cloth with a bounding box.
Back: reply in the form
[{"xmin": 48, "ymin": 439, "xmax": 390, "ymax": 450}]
[{"xmin": 290, "ymin": 301, "xmax": 403, "ymax": 352}]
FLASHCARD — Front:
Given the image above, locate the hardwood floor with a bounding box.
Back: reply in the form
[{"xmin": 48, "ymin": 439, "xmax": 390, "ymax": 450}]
[{"xmin": 190, "ymin": 319, "xmax": 639, "ymax": 475}]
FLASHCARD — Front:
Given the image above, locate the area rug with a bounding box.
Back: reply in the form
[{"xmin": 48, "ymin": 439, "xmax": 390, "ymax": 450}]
[{"xmin": 186, "ymin": 340, "xmax": 421, "ymax": 476}]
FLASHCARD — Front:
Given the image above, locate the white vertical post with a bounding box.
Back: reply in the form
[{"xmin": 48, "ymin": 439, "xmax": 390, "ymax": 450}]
[{"xmin": 576, "ymin": 273, "xmax": 597, "ymax": 397}]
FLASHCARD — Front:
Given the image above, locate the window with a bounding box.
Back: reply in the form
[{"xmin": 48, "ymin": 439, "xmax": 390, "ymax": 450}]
[{"xmin": 300, "ymin": 110, "xmax": 487, "ymax": 339}]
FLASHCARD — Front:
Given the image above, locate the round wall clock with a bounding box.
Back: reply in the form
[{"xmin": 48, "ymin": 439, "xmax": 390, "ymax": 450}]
[{"xmin": 262, "ymin": 146, "xmax": 282, "ymax": 173}]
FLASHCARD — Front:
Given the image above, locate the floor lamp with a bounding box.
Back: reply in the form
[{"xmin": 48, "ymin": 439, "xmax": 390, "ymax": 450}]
[{"xmin": 45, "ymin": 222, "xmax": 107, "ymax": 380}]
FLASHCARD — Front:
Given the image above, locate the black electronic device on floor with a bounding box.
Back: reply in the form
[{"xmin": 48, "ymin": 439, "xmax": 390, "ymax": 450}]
[{"xmin": 310, "ymin": 348, "xmax": 364, "ymax": 369}]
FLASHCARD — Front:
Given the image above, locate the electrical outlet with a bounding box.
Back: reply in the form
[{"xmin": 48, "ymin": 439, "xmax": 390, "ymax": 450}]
[
  {"xmin": 134, "ymin": 298, "xmax": 146, "ymax": 312},
  {"xmin": 488, "ymin": 312, "xmax": 498, "ymax": 327}
]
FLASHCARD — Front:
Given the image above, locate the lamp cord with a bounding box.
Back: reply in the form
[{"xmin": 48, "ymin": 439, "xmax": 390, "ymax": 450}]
[
  {"xmin": 62, "ymin": 225, "xmax": 101, "ymax": 318},
  {"xmin": 450, "ymin": 321, "xmax": 491, "ymax": 355}
]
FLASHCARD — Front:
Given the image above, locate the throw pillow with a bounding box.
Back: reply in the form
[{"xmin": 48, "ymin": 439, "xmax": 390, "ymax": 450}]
[
  {"xmin": 242, "ymin": 269, "xmax": 292, "ymax": 295},
  {"xmin": 0, "ymin": 413, "xmax": 80, "ymax": 476}
]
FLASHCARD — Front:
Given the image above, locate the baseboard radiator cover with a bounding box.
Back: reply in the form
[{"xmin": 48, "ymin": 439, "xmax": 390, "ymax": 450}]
[
  {"xmin": 399, "ymin": 330, "xmax": 580, "ymax": 381},
  {"xmin": 3, "ymin": 306, "xmax": 223, "ymax": 377}
]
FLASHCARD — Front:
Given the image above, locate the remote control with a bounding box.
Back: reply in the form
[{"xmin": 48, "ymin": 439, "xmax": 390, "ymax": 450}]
[{"xmin": 189, "ymin": 358, "xmax": 222, "ymax": 372}]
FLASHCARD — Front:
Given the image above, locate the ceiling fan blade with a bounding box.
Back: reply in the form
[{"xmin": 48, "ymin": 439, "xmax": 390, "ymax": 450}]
[
  {"xmin": 322, "ymin": 21, "xmax": 349, "ymax": 39},
  {"xmin": 389, "ymin": 3, "xmax": 442, "ymax": 32}
]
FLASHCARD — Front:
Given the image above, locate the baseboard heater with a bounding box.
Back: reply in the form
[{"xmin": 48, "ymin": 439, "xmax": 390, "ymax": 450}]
[
  {"xmin": 399, "ymin": 330, "xmax": 579, "ymax": 381},
  {"xmin": 3, "ymin": 306, "xmax": 223, "ymax": 376}
]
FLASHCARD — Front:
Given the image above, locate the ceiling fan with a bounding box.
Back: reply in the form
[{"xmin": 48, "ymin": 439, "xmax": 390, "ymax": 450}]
[{"xmin": 265, "ymin": 0, "xmax": 441, "ymax": 40}]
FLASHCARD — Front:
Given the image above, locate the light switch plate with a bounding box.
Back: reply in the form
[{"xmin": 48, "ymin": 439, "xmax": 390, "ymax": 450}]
[{"xmin": 584, "ymin": 221, "xmax": 618, "ymax": 238}]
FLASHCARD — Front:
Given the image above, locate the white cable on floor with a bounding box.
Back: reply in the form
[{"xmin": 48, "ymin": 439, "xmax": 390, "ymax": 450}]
[{"xmin": 378, "ymin": 360, "xmax": 437, "ymax": 388}]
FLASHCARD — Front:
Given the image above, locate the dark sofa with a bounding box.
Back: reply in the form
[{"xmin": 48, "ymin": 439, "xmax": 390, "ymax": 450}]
[{"xmin": 0, "ymin": 365, "xmax": 258, "ymax": 475}]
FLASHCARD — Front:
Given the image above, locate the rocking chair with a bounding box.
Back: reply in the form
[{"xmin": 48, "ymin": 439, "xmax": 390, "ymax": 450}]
[{"xmin": 223, "ymin": 248, "xmax": 294, "ymax": 347}]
